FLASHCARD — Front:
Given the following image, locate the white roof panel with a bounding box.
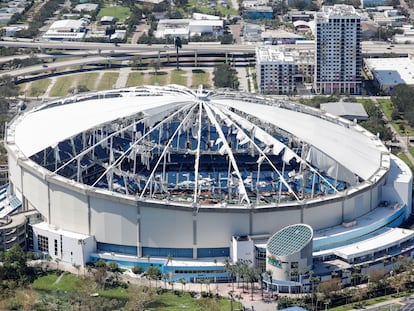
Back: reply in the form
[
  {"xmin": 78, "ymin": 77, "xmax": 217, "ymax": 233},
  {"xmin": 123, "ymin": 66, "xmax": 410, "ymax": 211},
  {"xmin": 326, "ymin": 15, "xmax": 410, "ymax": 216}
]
[
  {"xmin": 214, "ymin": 99, "xmax": 383, "ymax": 181},
  {"xmin": 13, "ymin": 92, "xmax": 193, "ymax": 156}
]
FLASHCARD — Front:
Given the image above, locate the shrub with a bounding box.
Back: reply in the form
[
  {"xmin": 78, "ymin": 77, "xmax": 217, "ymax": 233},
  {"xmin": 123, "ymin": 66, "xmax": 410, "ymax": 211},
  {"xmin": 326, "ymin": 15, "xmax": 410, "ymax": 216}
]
[{"xmin": 132, "ymin": 265, "xmax": 143, "ymax": 274}]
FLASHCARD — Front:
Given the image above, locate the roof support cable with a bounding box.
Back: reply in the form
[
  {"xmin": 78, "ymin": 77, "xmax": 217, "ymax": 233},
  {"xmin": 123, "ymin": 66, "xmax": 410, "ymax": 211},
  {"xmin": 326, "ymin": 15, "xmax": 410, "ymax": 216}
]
[
  {"xmin": 93, "ymin": 102, "xmax": 194, "ymax": 190},
  {"xmin": 218, "ymin": 105, "xmax": 339, "ymax": 198},
  {"xmin": 54, "ymin": 103, "xmax": 192, "ymax": 189},
  {"xmin": 208, "ymin": 104, "xmax": 299, "ymax": 202},
  {"xmin": 193, "ymin": 101, "xmax": 203, "ymax": 205},
  {"xmin": 140, "ymin": 103, "xmax": 198, "ymax": 199},
  {"xmin": 203, "ymin": 103, "xmax": 250, "ymax": 205}
]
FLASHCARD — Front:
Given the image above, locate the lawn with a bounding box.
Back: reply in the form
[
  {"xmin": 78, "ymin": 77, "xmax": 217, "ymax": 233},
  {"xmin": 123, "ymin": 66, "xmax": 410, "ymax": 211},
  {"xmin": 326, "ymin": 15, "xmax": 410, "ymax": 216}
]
[
  {"xmin": 32, "ymin": 272, "xmax": 81, "ymax": 292},
  {"xmin": 98, "ymin": 6, "xmax": 131, "ymax": 22},
  {"xmin": 376, "ymin": 98, "xmax": 394, "ymax": 120},
  {"xmin": 375, "ymin": 98, "xmax": 414, "ymax": 136},
  {"xmin": 148, "ymin": 71, "xmax": 168, "ymax": 86},
  {"xmin": 408, "ymin": 145, "xmax": 414, "ymax": 159},
  {"xmin": 398, "ymin": 153, "xmax": 414, "ymax": 170},
  {"xmin": 76, "ymin": 72, "xmax": 99, "ymax": 91},
  {"xmin": 170, "ymin": 69, "xmax": 187, "ymax": 86},
  {"xmin": 126, "ymin": 72, "xmax": 146, "ymax": 87},
  {"xmin": 97, "ymin": 72, "xmax": 119, "ymax": 90},
  {"xmin": 26, "ymin": 79, "xmax": 51, "ymax": 97},
  {"xmin": 32, "ymin": 273, "xmax": 240, "ymax": 310},
  {"xmin": 187, "ymin": 0, "xmax": 237, "ymax": 17},
  {"xmin": 329, "ymin": 294, "xmax": 402, "ymax": 311},
  {"xmin": 98, "ymin": 286, "xmax": 130, "ymax": 300},
  {"xmin": 191, "ymin": 69, "xmax": 210, "ymax": 88},
  {"xmin": 146, "ymin": 291, "xmax": 242, "ymax": 311},
  {"xmin": 49, "ymin": 77, "xmax": 74, "ymax": 97}
]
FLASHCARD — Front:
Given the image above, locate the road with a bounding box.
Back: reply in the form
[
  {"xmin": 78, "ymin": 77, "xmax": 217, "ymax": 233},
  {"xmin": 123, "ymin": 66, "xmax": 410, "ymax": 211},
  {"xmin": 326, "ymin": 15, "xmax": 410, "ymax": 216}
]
[
  {"xmin": 1, "ymin": 39, "xmax": 413, "ymax": 82},
  {"xmin": 1, "ymin": 38, "xmax": 412, "ymax": 55}
]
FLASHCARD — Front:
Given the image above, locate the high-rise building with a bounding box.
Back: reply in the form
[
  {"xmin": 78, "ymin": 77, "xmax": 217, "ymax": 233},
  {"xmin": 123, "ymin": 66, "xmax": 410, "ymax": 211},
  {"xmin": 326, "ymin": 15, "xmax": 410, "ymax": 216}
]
[{"xmin": 315, "ymin": 5, "xmax": 362, "ymax": 95}]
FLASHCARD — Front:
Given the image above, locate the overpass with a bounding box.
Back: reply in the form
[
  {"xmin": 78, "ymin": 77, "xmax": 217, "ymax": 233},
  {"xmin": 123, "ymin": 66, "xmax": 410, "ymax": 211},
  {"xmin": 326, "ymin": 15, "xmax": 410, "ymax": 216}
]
[{"xmin": 0, "ymin": 39, "xmax": 413, "ymax": 81}]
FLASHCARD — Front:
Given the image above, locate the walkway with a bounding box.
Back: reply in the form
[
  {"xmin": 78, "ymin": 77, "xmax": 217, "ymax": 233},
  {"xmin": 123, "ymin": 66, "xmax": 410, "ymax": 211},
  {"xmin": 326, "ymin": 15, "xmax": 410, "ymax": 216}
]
[{"xmin": 115, "ymin": 62, "xmax": 131, "ymax": 88}]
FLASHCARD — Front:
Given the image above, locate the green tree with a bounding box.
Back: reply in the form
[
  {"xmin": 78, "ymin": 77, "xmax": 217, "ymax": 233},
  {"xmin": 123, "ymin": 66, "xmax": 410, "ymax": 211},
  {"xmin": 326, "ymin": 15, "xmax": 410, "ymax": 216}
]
[
  {"xmin": 391, "ymin": 84, "xmax": 414, "ymax": 113},
  {"xmin": 0, "ymin": 75, "xmax": 19, "ymax": 98},
  {"xmin": 107, "ymin": 261, "xmax": 119, "ymax": 272},
  {"xmin": 3, "ymin": 244, "xmax": 29, "ymax": 282},
  {"xmin": 213, "ymin": 63, "xmax": 239, "ymax": 90},
  {"xmin": 132, "ymin": 265, "xmax": 143, "ymax": 274},
  {"xmin": 145, "ymin": 266, "xmax": 161, "ymax": 288}
]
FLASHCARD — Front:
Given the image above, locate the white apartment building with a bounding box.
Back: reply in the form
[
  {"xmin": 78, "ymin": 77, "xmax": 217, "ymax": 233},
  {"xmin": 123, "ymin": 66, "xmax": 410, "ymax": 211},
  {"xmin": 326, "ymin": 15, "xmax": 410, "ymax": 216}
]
[
  {"xmin": 256, "ymin": 45, "xmax": 313, "ymax": 95},
  {"xmin": 315, "ymin": 5, "xmax": 362, "ymax": 95}
]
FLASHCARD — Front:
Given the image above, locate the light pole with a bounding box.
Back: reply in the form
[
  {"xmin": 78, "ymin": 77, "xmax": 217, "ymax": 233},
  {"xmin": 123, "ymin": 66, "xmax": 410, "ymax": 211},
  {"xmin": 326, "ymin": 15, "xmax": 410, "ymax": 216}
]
[{"xmin": 175, "ymin": 36, "xmax": 182, "ymax": 70}]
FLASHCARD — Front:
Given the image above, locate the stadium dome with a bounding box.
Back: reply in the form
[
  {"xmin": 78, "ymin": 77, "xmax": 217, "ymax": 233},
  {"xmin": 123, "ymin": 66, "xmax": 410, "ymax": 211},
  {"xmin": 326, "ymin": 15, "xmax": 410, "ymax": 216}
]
[{"xmin": 4, "ymin": 85, "xmax": 408, "ymax": 266}]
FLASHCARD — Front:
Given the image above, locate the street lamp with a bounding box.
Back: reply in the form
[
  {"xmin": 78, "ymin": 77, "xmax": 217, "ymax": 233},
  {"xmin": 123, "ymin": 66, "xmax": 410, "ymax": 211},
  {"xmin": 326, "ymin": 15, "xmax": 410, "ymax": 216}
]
[{"xmin": 174, "ymin": 36, "xmax": 182, "ymax": 71}]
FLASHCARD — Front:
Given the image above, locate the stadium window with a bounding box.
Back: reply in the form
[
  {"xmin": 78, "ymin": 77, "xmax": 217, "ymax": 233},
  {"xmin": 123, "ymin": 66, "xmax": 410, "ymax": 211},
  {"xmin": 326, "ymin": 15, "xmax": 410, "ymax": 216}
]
[
  {"xmin": 38, "ymin": 235, "xmax": 49, "ymax": 253},
  {"xmin": 54, "ymin": 239, "xmax": 58, "ymax": 256}
]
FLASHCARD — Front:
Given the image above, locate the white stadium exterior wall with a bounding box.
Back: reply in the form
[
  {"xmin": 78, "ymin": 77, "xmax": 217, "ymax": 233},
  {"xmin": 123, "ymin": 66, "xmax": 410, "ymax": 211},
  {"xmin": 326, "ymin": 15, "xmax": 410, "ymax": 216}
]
[
  {"xmin": 252, "ymin": 208, "xmax": 301, "ymax": 236},
  {"xmin": 49, "ymin": 182, "xmax": 89, "ymax": 235},
  {"xmin": 20, "ymin": 164, "xmax": 49, "ymax": 219},
  {"xmin": 90, "ymin": 195, "xmax": 138, "ymax": 246},
  {"xmin": 7, "ymin": 150, "xmax": 22, "ymax": 191},
  {"xmin": 139, "ymin": 204, "xmax": 194, "ymax": 248},
  {"xmin": 196, "ymin": 211, "xmax": 250, "ymax": 247},
  {"xmin": 303, "ymin": 200, "xmax": 343, "ymax": 230}
]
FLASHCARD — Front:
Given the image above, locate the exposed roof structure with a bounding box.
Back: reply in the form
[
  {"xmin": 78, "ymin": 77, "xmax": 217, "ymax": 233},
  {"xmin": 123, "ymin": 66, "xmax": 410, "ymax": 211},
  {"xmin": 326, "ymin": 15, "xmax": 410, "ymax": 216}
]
[
  {"xmin": 8, "ymin": 85, "xmax": 388, "ymax": 207},
  {"xmin": 267, "ymin": 224, "xmax": 313, "ymax": 256}
]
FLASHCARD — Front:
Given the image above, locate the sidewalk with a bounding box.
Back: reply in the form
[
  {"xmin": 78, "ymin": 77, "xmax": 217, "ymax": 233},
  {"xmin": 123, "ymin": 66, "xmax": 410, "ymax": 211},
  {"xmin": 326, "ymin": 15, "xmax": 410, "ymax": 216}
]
[{"xmin": 347, "ymin": 295, "xmax": 412, "ymax": 311}]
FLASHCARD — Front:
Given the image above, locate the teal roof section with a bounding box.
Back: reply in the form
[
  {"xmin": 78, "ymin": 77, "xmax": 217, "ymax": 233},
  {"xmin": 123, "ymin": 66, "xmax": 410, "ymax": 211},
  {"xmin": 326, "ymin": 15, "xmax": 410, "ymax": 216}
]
[{"xmin": 267, "ymin": 224, "xmax": 313, "ymax": 256}]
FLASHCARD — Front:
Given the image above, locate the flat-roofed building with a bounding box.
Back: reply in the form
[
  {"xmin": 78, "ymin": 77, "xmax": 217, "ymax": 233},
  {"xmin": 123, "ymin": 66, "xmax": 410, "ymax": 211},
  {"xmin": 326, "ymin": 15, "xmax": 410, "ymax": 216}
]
[
  {"xmin": 364, "ymin": 57, "xmax": 414, "ymax": 94},
  {"xmin": 189, "ymin": 19, "xmax": 223, "ymax": 37},
  {"xmin": 74, "ymin": 3, "xmax": 99, "ymax": 13},
  {"xmin": 155, "ymin": 19, "xmax": 190, "ymax": 39},
  {"xmin": 155, "ymin": 18, "xmax": 224, "ymax": 39},
  {"xmin": 43, "ymin": 19, "xmax": 87, "ymax": 41},
  {"xmin": 320, "ymin": 102, "xmax": 369, "ymax": 122},
  {"xmin": 242, "ymin": 6, "xmax": 273, "ymax": 19}
]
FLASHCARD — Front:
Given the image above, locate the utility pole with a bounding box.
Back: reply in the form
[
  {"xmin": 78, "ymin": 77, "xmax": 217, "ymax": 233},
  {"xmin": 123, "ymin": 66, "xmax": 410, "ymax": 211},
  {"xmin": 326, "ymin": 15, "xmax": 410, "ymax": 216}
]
[{"xmin": 175, "ymin": 36, "xmax": 182, "ymax": 70}]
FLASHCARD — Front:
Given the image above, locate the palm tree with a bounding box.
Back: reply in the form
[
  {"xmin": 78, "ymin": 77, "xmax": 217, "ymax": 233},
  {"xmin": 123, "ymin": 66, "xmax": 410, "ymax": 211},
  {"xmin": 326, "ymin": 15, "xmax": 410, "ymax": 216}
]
[
  {"xmin": 246, "ymin": 267, "xmax": 259, "ymax": 301},
  {"xmin": 228, "ymin": 290, "xmax": 235, "ymax": 311},
  {"xmin": 265, "ymin": 270, "xmax": 273, "ymax": 297},
  {"xmin": 166, "ymin": 254, "xmax": 173, "ymax": 266},
  {"xmin": 179, "ymin": 278, "xmax": 186, "ymax": 293},
  {"xmin": 161, "ymin": 273, "xmax": 168, "ymax": 289},
  {"xmin": 235, "ymin": 261, "xmax": 242, "ymax": 289},
  {"xmin": 78, "ymin": 239, "xmax": 86, "ymax": 268},
  {"xmin": 205, "ymin": 279, "xmax": 211, "ymax": 295},
  {"xmin": 73, "ymin": 263, "xmax": 81, "ymax": 275},
  {"xmin": 224, "ymin": 258, "xmax": 235, "ymax": 291},
  {"xmin": 55, "ymin": 258, "xmax": 61, "ymax": 270},
  {"xmin": 259, "ymin": 272, "xmax": 264, "ymax": 300}
]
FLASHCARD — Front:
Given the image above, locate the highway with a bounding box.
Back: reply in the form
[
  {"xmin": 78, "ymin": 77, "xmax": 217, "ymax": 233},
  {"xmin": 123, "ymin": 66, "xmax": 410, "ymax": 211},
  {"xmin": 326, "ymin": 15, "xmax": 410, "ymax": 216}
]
[
  {"xmin": 1, "ymin": 38, "xmax": 413, "ymax": 55},
  {"xmin": 0, "ymin": 39, "xmax": 413, "ymax": 81}
]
